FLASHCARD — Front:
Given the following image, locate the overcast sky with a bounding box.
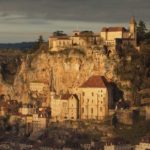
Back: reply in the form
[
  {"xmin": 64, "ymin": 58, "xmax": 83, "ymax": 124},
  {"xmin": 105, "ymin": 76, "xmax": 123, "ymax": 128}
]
[{"xmin": 0, "ymin": 0, "xmax": 149, "ymax": 43}]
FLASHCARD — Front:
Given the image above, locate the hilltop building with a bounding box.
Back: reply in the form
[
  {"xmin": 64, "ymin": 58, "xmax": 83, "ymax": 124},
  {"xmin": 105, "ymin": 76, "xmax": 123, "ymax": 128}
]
[
  {"xmin": 49, "ymin": 34, "xmax": 72, "ymax": 51},
  {"xmin": 49, "ymin": 30, "xmax": 99, "ymax": 51},
  {"xmin": 100, "ymin": 16, "xmax": 137, "ymax": 53},
  {"xmin": 49, "ymin": 17, "xmax": 137, "ymax": 53}
]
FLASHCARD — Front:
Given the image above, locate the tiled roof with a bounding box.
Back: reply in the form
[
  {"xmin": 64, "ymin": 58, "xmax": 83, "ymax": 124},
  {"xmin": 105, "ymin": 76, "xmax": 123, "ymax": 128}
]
[
  {"xmin": 101, "ymin": 27, "xmax": 127, "ymax": 32},
  {"xmin": 61, "ymin": 94, "xmax": 78, "ymax": 100},
  {"xmin": 80, "ymin": 75, "xmax": 107, "ymax": 88},
  {"xmin": 61, "ymin": 94, "xmax": 72, "ymax": 100}
]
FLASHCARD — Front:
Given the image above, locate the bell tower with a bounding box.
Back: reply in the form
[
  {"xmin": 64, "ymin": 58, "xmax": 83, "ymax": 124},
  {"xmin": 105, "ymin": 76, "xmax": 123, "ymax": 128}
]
[{"xmin": 129, "ymin": 16, "xmax": 137, "ymax": 40}]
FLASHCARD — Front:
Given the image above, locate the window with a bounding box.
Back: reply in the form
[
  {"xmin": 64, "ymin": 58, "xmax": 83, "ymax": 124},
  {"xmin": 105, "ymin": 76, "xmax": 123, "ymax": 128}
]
[
  {"xmin": 100, "ymin": 107, "xmax": 102, "ymax": 112},
  {"xmin": 82, "ymin": 108, "xmax": 84, "ymax": 114},
  {"xmin": 91, "ymin": 108, "xmax": 93, "ymax": 114},
  {"xmin": 82, "ymin": 92, "xmax": 85, "ymax": 96},
  {"xmin": 92, "ymin": 92, "xmax": 94, "ymax": 96}
]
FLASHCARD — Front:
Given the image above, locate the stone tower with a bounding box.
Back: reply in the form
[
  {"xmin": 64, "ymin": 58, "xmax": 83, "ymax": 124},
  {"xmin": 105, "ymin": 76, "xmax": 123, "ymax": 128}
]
[
  {"xmin": 46, "ymin": 68, "xmax": 56, "ymax": 107},
  {"xmin": 129, "ymin": 16, "xmax": 137, "ymax": 40},
  {"xmin": 49, "ymin": 68, "xmax": 56, "ymax": 101}
]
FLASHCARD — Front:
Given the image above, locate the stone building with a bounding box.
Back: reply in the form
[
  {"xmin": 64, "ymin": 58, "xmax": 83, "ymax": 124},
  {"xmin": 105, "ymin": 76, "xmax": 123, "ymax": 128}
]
[
  {"xmin": 32, "ymin": 113, "xmax": 49, "ymax": 131},
  {"xmin": 145, "ymin": 106, "xmax": 150, "ymax": 120},
  {"xmin": 0, "ymin": 101, "xmax": 8, "ymax": 116},
  {"xmin": 135, "ymin": 135, "xmax": 150, "ymax": 150},
  {"xmin": 19, "ymin": 104, "xmax": 33, "ymax": 115},
  {"xmin": 104, "ymin": 137, "xmax": 134, "ymax": 150},
  {"xmin": 50, "ymin": 93, "xmax": 79, "ymax": 122},
  {"xmin": 29, "ymin": 82, "xmax": 49, "ymax": 93},
  {"xmin": 49, "ymin": 17, "xmax": 137, "ymax": 53},
  {"xmin": 78, "ymin": 75, "xmax": 109, "ymax": 120},
  {"xmin": 49, "ymin": 35, "xmax": 72, "ymax": 51},
  {"xmin": 49, "ymin": 30, "xmax": 98, "ymax": 51},
  {"xmin": 61, "ymin": 93, "xmax": 79, "ymax": 120},
  {"xmin": 100, "ymin": 17, "xmax": 137, "ymax": 53}
]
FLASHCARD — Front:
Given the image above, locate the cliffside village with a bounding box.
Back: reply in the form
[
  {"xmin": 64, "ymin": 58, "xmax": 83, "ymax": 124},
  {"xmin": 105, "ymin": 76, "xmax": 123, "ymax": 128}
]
[
  {"xmin": 0, "ymin": 17, "xmax": 150, "ymax": 150},
  {"xmin": 49, "ymin": 17, "xmax": 137, "ymax": 52}
]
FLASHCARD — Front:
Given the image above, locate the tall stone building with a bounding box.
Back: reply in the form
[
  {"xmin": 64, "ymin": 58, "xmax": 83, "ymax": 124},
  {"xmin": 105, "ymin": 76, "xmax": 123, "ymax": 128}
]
[
  {"xmin": 100, "ymin": 17, "xmax": 137, "ymax": 53},
  {"xmin": 129, "ymin": 16, "xmax": 137, "ymax": 40},
  {"xmin": 78, "ymin": 75, "xmax": 109, "ymax": 120},
  {"xmin": 48, "ymin": 30, "xmax": 99, "ymax": 51},
  {"xmin": 50, "ymin": 94, "xmax": 79, "ymax": 122}
]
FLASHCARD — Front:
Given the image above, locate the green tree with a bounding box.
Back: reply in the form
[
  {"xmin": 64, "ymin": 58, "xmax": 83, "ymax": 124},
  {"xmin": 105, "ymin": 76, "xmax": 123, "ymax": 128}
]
[
  {"xmin": 2, "ymin": 114, "xmax": 10, "ymax": 130},
  {"xmin": 37, "ymin": 35, "xmax": 44, "ymax": 47},
  {"xmin": 137, "ymin": 20, "xmax": 147, "ymax": 44},
  {"xmin": 32, "ymin": 35, "xmax": 45, "ymax": 51},
  {"xmin": 145, "ymin": 31, "xmax": 150, "ymax": 43},
  {"xmin": 53, "ymin": 31, "xmax": 66, "ymax": 36}
]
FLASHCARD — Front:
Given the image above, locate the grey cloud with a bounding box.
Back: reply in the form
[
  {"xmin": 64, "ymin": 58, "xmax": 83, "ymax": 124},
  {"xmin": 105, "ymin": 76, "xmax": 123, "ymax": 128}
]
[
  {"xmin": 0, "ymin": 0, "xmax": 149, "ymax": 42},
  {"xmin": 0, "ymin": 0, "xmax": 149, "ymax": 23}
]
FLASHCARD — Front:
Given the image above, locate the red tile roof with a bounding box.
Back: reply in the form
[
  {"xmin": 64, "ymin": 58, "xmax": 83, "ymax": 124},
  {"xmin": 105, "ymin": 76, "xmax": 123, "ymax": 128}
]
[
  {"xmin": 80, "ymin": 75, "xmax": 107, "ymax": 88},
  {"xmin": 61, "ymin": 94, "xmax": 72, "ymax": 100},
  {"xmin": 61, "ymin": 94, "xmax": 78, "ymax": 100},
  {"xmin": 101, "ymin": 27, "xmax": 127, "ymax": 32}
]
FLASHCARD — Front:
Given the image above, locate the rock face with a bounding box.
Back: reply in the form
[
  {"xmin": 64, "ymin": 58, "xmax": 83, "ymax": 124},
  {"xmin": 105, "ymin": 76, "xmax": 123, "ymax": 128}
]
[
  {"xmin": 0, "ymin": 53, "xmax": 22, "ymax": 100},
  {"xmin": 0, "ymin": 46, "xmax": 147, "ymax": 105}
]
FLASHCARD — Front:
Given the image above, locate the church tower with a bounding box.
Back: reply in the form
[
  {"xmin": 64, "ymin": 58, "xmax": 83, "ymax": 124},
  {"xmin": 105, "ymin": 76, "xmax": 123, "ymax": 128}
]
[
  {"xmin": 49, "ymin": 68, "xmax": 56, "ymax": 100},
  {"xmin": 129, "ymin": 16, "xmax": 137, "ymax": 40},
  {"xmin": 46, "ymin": 68, "xmax": 56, "ymax": 107}
]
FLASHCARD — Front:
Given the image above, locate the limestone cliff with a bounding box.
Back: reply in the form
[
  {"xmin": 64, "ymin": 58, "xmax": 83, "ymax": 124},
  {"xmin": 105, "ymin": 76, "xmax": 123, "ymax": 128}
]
[{"xmin": 0, "ymin": 46, "xmax": 149, "ymax": 106}]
